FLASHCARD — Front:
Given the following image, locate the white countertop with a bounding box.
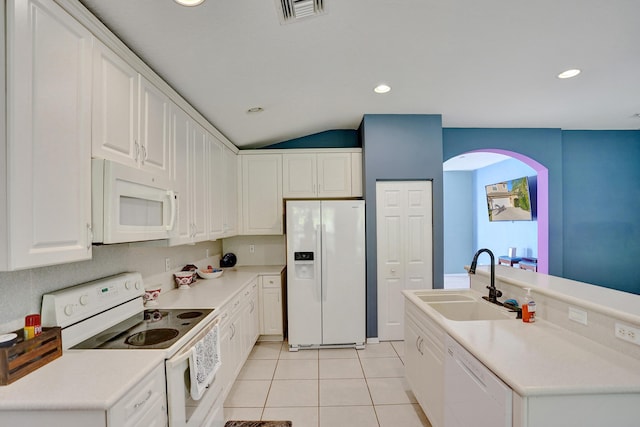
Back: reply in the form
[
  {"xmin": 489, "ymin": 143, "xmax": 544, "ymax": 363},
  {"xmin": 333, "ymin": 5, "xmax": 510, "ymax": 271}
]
[
  {"xmin": 0, "ymin": 265, "xmax": 284, "ymax": 411},
  {"xmin": 404, "ymin": 288, "xmax": 640, "ymax": 397},
  {"xmin": 156, "ymin": 265, "xmax": 284, "ymax": 310},
  {"xmin": 0, "ymin": 350, "xmax": 166, "ymax": 410}
]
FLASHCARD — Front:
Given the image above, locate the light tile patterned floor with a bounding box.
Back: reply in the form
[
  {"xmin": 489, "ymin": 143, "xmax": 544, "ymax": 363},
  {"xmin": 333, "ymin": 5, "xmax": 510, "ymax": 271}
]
[{"xmin": 224, "ymin": 341, "xmax": 432, "ymax": 427}]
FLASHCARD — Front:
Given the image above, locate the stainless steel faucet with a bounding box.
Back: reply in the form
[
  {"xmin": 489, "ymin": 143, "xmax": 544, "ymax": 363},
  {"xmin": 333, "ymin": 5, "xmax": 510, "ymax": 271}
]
[{"xmin": 469, "ymin": 248, "xmax": 502, "ymax": 304}]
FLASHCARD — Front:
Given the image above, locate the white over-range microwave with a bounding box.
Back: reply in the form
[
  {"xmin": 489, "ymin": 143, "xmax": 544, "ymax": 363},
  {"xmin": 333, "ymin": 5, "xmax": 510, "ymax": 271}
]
[{"xmin": 92, "ymin": 159, "xmax": 176, "ymax": 244}]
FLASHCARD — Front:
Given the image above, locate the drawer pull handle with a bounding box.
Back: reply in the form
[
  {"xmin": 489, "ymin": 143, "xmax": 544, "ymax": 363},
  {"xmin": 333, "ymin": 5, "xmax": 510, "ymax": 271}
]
[{"xmin": 134, "ymin": 390, "xmax": 152, "ymax": 409}]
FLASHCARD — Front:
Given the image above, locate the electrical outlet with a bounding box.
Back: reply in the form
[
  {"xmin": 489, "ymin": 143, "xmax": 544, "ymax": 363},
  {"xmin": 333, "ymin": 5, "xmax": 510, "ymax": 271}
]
[
  {"xmin": 165, "ymin": 258, "xmax": 171, "ymax": 272},
  {"xmin": 249, "ymin": 244, "xmax": 255, "ymax": 254},
  {"xmin": 615, "ymin": 322, "xmax": 640, "ymax": 346},
  {"xmin": 568, "ymin": 307, "xmax": 588, "ymax": 325}
]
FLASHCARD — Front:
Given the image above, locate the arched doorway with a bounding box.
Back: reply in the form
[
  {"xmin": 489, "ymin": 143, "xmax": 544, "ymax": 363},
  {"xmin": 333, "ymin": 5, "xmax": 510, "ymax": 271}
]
[{"xmin": 443, "ymin": 149, "xmax": 549, "ymax": 277}]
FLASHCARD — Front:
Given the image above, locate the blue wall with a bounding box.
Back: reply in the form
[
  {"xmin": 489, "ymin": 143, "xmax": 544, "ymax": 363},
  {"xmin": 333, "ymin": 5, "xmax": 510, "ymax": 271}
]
[
  {"xmin": 361, "ymin": 114, "xmax": 444, "ymax": 338},
  {"xmin": 474, "ymin": 158, "xmax": 538, "ymax": 260},
  {"xmin": 443, "ymin": 171, "xmax": 474, "ymax": 274},
  {"xmin": 264, "ymin": 129, "xmax": 359, "ymax": 149},
  {"xmin": 442, "ymin": 128, "xmax": 564, "ymax": 276},
  {"xmin": 562, "ymin": 130, "xmax": 640, "ymax": 294}
]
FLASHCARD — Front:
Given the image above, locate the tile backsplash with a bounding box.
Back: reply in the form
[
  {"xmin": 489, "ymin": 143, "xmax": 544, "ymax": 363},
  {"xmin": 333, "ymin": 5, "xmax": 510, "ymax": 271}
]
[{"xmin": 0, "ymin": 240, "xmax": 221, "ymax": 333}]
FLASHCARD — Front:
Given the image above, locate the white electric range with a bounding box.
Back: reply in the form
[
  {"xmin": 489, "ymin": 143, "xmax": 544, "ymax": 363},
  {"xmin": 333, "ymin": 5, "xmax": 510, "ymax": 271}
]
[{"xmin": 41, "ymin": 272, "xmax": 224, "ymax": 427}]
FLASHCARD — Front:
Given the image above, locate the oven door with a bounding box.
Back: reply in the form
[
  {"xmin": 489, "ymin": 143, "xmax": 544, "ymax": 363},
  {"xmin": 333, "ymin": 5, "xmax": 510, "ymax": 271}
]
[{"xmin": 166, "ymin": 317, "xmax": 223, "ymax": 427}]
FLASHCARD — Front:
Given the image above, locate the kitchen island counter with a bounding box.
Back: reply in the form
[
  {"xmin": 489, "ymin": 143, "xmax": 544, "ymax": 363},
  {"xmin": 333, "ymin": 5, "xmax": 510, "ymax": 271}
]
[{"xmin": 404, "ymin": 265, "xmax": 640, "ymax": 397}]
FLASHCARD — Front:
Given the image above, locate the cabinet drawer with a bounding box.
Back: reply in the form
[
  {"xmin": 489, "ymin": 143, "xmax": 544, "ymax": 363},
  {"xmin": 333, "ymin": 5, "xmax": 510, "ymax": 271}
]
[
  {"xmin": 262, "ymin": 275, "xmax": 281, "ymax": 289},
  {"xmin": 108, "ymin": 364, "xmax": 166, "ymax": 426}
]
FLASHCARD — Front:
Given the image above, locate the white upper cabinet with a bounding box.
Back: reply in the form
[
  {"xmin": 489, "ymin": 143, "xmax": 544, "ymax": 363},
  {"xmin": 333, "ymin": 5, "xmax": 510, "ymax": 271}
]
[
  {"xmin": 241, "ymin": 154, "xmax": 283, "ymax": 235},
  {"xmin": 282, "ymin": 151, "xmax": 360, "ymax": 198},
  {"xmin": 282, "ymin": 153, "xmax": 316, "ymax": 197},
  {"xmin": 170, "ymin": 106, "xmax": 208, "ymax": 245},
  {"xmin": 2, "ymin": 0, "xmax": 93, "ymax": 270},
  {"xmin": 92, "ymin": 41, "xmax": 170, "ymax": 180},
  {"xmin": 92, "ymin": 41, "xmax": 138, "ymax": 167},
  {"xmin": 222, "ymin": 146, "xmax": 239, "ymax": 237},
  {"xmin": 138, "ymin": 77, "xmax": 171, "ymax": 178},
  {"xmin": 207, "ymin": 135, "xmax": 224, "ymax": 240}
]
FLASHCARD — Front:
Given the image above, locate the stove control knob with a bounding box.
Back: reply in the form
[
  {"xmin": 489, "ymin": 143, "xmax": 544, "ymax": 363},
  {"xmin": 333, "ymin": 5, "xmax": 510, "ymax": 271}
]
[
  {"xmin": 134, "ymin": 281, "xmax": 142, "ymax": 290},
  {"xmin": 79, "ymin": 294, "xmax": 89, "ymax": 306},
  {"xmin": 64, "ymin": 304, "xmax": 74, "ymax": 316}
]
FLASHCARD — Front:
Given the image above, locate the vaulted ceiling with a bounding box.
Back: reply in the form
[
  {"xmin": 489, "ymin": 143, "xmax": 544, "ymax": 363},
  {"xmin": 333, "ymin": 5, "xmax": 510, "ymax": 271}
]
[{"xmin": 79, "ymin": 0, "xmax": 640, "ymax": 148}]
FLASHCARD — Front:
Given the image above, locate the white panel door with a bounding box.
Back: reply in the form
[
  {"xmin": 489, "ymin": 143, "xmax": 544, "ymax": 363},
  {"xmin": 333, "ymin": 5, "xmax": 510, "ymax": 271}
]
[{"xmin": 377, "ymin": 181, "xmax": 433, "ymax": 341}]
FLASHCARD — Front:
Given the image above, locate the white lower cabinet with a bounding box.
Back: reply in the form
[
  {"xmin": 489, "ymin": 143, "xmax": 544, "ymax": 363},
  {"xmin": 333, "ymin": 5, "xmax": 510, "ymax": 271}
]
[
  {"xmin": 2, "ymin": 363, "xmax": 167, "ymax": 427},
  {"xmin": 405, "ymin": 300, "xmax": 445, "ymax": 427},
  {"xmin": 108, "ymin": 363, "xmax": 167, "ymax": 427},
  {"xmin": 513, "ymin": 392, "xmax": 640, "ymax": 427},
  {"xmin": 259, "ymin": 274, "xmax": 284, "ymax": 337},
  {"xmin": 219, "ymin": 280, "xmax": 261, "ymax": 400}
]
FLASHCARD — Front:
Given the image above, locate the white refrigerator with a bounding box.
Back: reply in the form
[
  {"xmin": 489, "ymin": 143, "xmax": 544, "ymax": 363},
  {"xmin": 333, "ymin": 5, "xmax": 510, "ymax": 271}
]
[{"xmin": 286, "ymin": 200, "xmax": 366, "ymax": 350}]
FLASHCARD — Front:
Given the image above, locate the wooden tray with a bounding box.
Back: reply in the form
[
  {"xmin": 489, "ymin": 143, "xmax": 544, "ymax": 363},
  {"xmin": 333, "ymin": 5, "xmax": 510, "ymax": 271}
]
[{"xmin": 0, "ymin": 327, "xmax": 62, "ymax": 385}]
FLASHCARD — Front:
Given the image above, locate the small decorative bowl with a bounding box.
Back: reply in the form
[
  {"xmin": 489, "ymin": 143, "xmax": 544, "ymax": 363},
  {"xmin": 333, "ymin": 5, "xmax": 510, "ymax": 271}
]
[
  {"xmin": 197, "ymin": 268, "xmax": 223, "ymax": 279},
  {"xmin": 174, "ymin": 271, "xmax": 195, "ymax": 289},
  {"xmin": 143, "ymin": 288, "xmax": 161, "ymax": 306}
]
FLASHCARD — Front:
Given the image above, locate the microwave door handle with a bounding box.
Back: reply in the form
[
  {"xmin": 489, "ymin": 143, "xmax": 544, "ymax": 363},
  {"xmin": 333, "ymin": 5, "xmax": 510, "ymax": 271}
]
[{"xmin": 166, "ymin": 190, "xmax": 177, "ymax": 231}]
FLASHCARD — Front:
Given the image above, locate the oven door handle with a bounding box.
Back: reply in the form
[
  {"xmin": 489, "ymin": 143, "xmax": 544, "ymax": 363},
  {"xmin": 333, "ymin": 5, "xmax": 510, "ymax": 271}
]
[{"xmin": 166, "ymin": 316, "xmax": 220, "ymax": 368}]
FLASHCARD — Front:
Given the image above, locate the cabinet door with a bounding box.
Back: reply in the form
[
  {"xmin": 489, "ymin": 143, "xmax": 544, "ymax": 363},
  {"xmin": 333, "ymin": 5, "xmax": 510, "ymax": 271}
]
[
  {"xmin": 7, "ymin": 0, "xmax": 93, "ymax": 269},
  {"xmin": 282, "ymin": 153, "xmax": 317, "ymax": 198},
  {"xmin": 169, "ymin": 105, "xmax": 192, "ymax": 245},
  {"xmin": 92, "ymin": 40, "xmax": 138, "ymax": 167},
  {"xmin": 108, "ymin": 364, "xmax": 167, "ymax": 427},
  {"xmin": 260, "ymin": 275, "xmax": 283, "ymax": 335},
  {"xmin": 207, "ymin": 135, "xmax": 224, "ymax": 240},
  {"xmin": 222, "ymin": 146, "xmax": 238, "ymax": 236},
  {"xmin": 317, "ymin": 152, "xmax": 352, "ymax": 197},
  {"xmin": 138, "ymin": 76, "xmax": 170, "ymax": 179},
  {"xmin": 351, "ymin": 152, "xmax": 363, "ymax": 197},
  {"xmin": 191, "ymin": 124, "xmax": 208, "ymax": 241},
  {"xmin": 241, "ymin": 154, "xmax": 283, "ymax": 235}
]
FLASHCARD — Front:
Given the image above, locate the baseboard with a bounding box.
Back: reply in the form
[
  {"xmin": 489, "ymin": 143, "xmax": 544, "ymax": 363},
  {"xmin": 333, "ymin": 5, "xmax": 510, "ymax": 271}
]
[{"xmin": 366, "ymin": 337, "xmax": 380, "ymax": 344}]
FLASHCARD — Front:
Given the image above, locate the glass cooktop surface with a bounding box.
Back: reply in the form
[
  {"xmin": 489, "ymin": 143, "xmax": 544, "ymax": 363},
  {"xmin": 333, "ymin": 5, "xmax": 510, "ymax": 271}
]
[{"xmin": 72, "ymin": 308, "xmax": 213, "ymax": 350}]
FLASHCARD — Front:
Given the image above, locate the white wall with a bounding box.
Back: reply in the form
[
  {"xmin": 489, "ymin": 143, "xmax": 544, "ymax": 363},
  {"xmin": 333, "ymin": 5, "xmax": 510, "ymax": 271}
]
[{"xmin": 222, "ymin": 235, "xmax": 286, "ymax": 266}]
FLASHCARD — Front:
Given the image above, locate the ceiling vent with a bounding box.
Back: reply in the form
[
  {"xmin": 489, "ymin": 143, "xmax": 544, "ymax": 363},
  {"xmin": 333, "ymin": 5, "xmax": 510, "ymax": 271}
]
[{"xmin": 276, "ymin": 0, "xmax": 326, "ymax": 24}]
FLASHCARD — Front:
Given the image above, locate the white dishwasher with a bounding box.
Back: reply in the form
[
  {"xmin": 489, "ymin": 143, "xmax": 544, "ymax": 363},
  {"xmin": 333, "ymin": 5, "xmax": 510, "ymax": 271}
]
[{"xmin": 444, "ymin": 335, "xmax": 512, "ymax": 427}]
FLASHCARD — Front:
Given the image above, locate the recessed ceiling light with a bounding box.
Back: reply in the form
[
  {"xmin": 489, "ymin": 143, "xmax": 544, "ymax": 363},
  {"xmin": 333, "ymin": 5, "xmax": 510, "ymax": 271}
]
[
  {"xmin": 247, "ymin": 107, "xmax": 264, "ymax": 113},
  {"xmin": 174, "ymin": 0, "xmax": 205, "ymax": 6},
  {"xmin": 557, "ymin": 69, "xmax": 581, "ymax": 79},
  {"xmin": 374, "ymin": 84, "xmax": 391, "ymax": 94}
]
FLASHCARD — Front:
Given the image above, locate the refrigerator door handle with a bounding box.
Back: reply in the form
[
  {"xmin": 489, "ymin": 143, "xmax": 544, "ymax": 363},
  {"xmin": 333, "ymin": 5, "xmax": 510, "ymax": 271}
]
[
  {"xmin": 316, "ymin": 226, "xmax": 323, "ymax": 302},
  {"xmin": 321, "ymin": 223, "xmax": 328, "ymax": 302}
]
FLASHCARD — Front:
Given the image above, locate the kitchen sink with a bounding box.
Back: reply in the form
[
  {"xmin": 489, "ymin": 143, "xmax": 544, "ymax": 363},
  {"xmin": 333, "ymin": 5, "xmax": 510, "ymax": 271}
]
[
  {"xmin": 427, "ymin": 300, "xmax": 513, "ymax": 321},
  {"xmin": 417, "ymin": 293, "xmax": 476, "ymax": 303}
]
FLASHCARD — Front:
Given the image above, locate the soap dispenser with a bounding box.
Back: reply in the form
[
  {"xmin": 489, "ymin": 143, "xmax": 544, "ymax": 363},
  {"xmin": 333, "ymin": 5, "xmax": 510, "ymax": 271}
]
[{"xmin": 522, "ymin": 288, "xmax": 536, "ymax": 323}]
